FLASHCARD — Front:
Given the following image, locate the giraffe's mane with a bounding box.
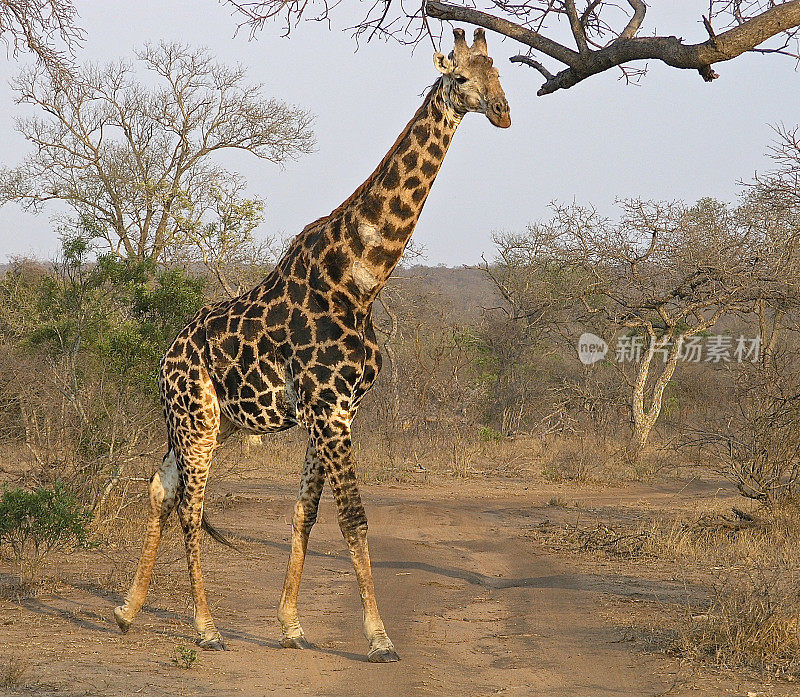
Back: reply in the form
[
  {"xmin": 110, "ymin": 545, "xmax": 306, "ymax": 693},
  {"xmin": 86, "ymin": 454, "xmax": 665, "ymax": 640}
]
[{"xmin": 294, "ymin": 77, "xmax": 443, "ymax": 241}]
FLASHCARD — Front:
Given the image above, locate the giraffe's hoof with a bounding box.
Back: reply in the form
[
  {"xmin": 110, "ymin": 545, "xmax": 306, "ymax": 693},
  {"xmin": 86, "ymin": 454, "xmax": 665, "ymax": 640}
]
[
  {"xmin": 280, "ymin": 635, "xmax": 311, "ymax": 650},
  {"xmin": 113, "ymin": 606, "xmax": 132, "ymax": 634},
  {"xmin": 367, "ymin": 647, "xmax": 400, "ymax": 663},
  {"xmin": 198, "ymin": 634, "xmax": 227, "ymax": 651}
]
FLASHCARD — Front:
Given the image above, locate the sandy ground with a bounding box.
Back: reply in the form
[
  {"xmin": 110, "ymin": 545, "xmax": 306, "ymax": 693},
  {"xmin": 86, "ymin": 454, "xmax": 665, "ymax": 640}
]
[{"xmin": 0, "ymin": 474, "xmax": 794, "ymax": 697}]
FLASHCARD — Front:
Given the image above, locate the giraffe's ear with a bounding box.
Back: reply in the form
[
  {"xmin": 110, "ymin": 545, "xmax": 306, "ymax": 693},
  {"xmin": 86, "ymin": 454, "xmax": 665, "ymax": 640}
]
[{"xmin": 433, "ymin": 52, "xmax": 454, "ymax": 75}]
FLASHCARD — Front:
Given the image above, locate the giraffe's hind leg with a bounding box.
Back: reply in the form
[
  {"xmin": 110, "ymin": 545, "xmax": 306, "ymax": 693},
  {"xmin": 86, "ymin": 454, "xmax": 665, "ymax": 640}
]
[
  {"xmin": 278, "ymin": 442, "xmax": 325, "ymax": 649},
  {"xmin": 175, "ymin": 435, "xmax": 227, "ymax": 650},
  {"xmin": 114, "ymin": 449, "xmax": 180, "ymax": 632}
]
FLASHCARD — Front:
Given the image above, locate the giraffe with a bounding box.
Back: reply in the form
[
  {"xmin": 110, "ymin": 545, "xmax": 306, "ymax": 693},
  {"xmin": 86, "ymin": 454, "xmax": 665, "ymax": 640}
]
[{"xmin": 113, "ymin": 27, "xmax": 510, "ymax": 663}]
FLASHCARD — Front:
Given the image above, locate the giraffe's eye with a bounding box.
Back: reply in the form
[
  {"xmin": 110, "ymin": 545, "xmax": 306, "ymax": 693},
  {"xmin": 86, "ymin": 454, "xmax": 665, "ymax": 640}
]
[{"xmin": 454, "ymin": 75, "xmax": 469, "ymax": 85}]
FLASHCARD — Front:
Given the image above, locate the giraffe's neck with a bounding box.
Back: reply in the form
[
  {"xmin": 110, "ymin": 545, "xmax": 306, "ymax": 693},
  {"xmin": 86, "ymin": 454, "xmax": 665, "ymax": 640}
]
[{"xmin": 292, "ymin": 78, "xmax": 463, "ymax": 309}]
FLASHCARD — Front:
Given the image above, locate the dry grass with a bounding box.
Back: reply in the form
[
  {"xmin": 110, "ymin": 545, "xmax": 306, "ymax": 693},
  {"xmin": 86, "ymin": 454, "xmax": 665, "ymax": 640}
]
[
  {"xmin": 221, "ymin": 427, "xmax": 680, "ymax": 486},
  {"xmin": 0, "ymin": 656, "xmax": 29, "ymax": 692},
  {"xmin": 540, "ymin": 437, "xmax": 605, "ymax": 483},
  {"xmin": 353, "ymin": 430, "xmax": 539, "ymax": 482},
  {"xmin": 1, "ymin": 421, "xmax": 659, "ymax": 494},
  {"xmin": 667, "ymin": 506, "xmax": 800, "ymax": 677},
  {"xmin": 537, "ymin": 435, "xmax": 677, "ymax": 485},
  {"xmin": 675, "ymin": 566, "xmax": 800, "ymax": 677},
  {"xmin": 538, "ymin": 504, "xmax": 800, "ymax": 678}
]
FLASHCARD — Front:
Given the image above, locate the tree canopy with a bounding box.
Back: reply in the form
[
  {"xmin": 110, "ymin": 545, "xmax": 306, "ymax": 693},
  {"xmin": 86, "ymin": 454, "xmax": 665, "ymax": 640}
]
[{"xmin": 0, "ymin": 42, "xmax": 315, "ymax": 264}]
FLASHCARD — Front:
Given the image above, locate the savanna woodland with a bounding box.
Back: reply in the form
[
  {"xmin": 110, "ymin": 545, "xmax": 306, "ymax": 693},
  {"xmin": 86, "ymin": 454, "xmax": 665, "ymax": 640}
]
[{"xmin": 2, "ymin": 1, "xmax": 800, "ymax": 695}]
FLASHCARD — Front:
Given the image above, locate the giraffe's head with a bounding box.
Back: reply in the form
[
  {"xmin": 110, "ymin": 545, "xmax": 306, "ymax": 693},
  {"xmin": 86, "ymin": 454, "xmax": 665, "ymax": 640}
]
[{"xmin": 433, "ymin": 27, "xmax": 511, "ymax": 129}]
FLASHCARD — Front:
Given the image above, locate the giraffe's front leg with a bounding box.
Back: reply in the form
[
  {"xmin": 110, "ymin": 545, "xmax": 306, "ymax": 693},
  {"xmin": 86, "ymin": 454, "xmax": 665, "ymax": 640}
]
[
  {"xmin": 278, "ymin": 443, "xmax": 325, "ymax": 649},
  {"xmin": 345, "ymin": 523, "xmax": 400, "ymax": 662},
  {"xmin": 312, "ymin": 421, "xmax": 400, "ymax": 663}
]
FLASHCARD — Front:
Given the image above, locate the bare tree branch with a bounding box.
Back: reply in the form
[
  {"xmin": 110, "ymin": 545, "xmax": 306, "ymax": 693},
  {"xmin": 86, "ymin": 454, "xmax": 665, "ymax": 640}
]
[
  {"xmin": 426, "ymin": 1, "xmax": 580, "ymax": 66},
  {"xmin": 564, "ymin": 0, "xmax": 589, "ymax": 54},
  {"xmin": 225, "ymin": 0, "xmax": 800, "ymax": 96},
  {"xmin": 509, "ymin": 53, "xmax": 555, "ymax": 80},
  {"xmin": 430, "ymin": 0, "xmax": 800, "ymax": 94},
  {"xmin": 0, "ymin": 0, "xmax": 83, "ymax": 75},
  {"xmin": 619, "ymin": 0, "xmax": 645, "ymax": 40}
]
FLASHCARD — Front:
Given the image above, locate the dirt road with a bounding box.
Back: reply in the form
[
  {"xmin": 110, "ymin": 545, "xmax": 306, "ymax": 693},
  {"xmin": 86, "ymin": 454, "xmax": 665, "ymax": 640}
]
[{"xmin": 0, "ymin": 476, "xmax": 789, "ymax": 696}]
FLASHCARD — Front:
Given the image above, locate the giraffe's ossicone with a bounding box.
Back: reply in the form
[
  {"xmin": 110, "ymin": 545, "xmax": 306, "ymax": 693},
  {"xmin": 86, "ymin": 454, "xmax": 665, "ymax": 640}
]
[{"xmin": 114, "ymin": 27, "xmax": 510, "ymax": 662}]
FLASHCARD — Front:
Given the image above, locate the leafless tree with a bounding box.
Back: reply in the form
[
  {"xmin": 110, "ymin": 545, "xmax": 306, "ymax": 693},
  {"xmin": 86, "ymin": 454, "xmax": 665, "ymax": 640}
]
[
  {"xmin": 224, "ymin": 0, "xmax": 800, "ymax": 96},
  {"xmin": 0, "ymin": 0, "xmax": 82, "ymax": 74},
  {"xmin": 736, "ymin": 126, "xmax": 800, "ymax": 366},
  {"xmin": 685, "ymin": 348, "xmax": 800, "ymax": 504},
  {"xmin": 0, "ymin": 42, "xmax": 314, "ymax": 264},
  {"xmin": 482, "ymin": 222, "xmax": 580, "ymax": 343},
  {"xmin": 672, "ymin": 130, "xmax": 800, "ymax": 502},
  {"xmin": 371, "ymin": 240, "xmax": 427, "ymax": 424},
  {"xmin": 493, "ymin": 196, "xmax": 800, "ymax": 448},
  {"xmin": 752, "ymin": 124, "xmax": 800, "ymax": 211},
  {"xmin": 480, "ymin": 222, "xmax": 610, "ymax": 435}
]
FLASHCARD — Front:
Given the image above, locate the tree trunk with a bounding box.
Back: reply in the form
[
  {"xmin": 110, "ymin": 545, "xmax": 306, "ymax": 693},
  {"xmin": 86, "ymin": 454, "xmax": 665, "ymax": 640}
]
[{"xmin": 631, "ymin": 330, "xmax": 684, "ymax": 449}]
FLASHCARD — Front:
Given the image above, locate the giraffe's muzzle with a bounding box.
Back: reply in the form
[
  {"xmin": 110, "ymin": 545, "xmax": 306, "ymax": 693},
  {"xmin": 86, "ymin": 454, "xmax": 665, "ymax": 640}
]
[{"xmin": 487, "ymin": 98, "xmax": 511, "ymax": 128}]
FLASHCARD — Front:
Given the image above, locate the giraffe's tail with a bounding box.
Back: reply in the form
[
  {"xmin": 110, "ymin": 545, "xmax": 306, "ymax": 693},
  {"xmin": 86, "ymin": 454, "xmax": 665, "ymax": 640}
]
[{"xmin": 201, "ymin": 512, "xmax": 239, "ymax": 551}]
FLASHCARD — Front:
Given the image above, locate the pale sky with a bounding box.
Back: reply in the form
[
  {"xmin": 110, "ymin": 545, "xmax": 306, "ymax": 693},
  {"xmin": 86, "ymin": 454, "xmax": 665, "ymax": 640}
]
[{"xmin": 0, "ymin": 2, "xmax": 797, "ymax": 265}]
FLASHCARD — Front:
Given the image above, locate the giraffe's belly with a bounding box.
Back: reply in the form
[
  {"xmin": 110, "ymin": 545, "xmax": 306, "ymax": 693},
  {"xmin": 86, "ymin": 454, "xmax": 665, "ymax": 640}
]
[
  {"xmin": 206, "ymin": 330, "xmax": 297, "ymax": 434},
  {"xmin": 217, "ymin": 385, "xmax": 297, "ymax": 434},
  {"xmin": 214, "ymin": 370, "xmax": 297, "ymax": 434}
]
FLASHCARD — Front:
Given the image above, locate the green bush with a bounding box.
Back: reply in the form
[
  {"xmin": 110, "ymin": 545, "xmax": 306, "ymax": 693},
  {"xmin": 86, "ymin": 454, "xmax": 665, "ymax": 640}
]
[
  {"xmin": 0, "ymin": 484, "xmax": 93, "ymax": 587},
  {"xmin": 172, "ymin": 645, "xmax": 198, "ymax": 669},
  {"xmin": 0, "ymin": 242, "xmax": 208, "ymax": 512},
  {"xmin": 478, "ymin": 426, "xmax": 504, "ymax": 443}
]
